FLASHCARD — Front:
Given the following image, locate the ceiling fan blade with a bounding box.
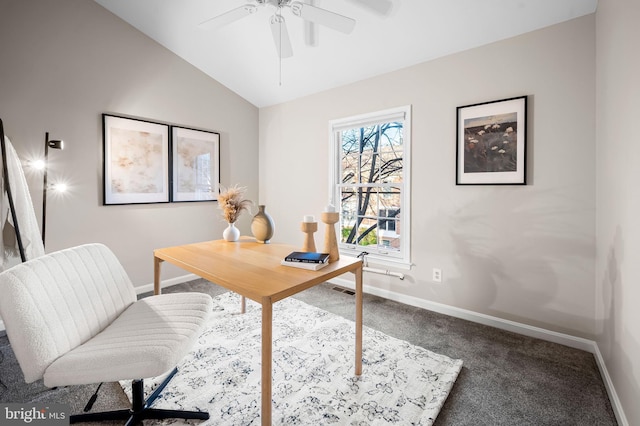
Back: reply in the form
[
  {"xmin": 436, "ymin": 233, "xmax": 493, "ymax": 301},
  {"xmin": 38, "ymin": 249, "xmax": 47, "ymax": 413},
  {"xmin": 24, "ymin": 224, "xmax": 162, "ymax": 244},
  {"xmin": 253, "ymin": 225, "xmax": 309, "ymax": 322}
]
[
  {"xmin": 290, "ymin": 1, "xmax": 356, "ymax": 34},
  {"xmin": 270, "ymin": 14, "xmax": 293, "ymax": 58},
  {"xmin": 304, "ymin": 0, "xmax": 318, "ymax": 47},
  {"xmin": 346, "ymin": 0, "xmax": 393, "ymax": 16},
  {"xmin": 304, "ymin": 21, "xmax": 318, "ymax": 47},
  {"xmin": 198, "ymin": 4, "xmax": 258, "ymax": 29}
]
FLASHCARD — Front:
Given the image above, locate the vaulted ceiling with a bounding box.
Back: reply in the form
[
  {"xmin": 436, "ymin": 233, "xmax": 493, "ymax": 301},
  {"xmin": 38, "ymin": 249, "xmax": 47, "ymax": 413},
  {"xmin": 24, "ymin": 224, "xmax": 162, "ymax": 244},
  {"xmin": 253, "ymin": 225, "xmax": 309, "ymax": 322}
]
[{"xmin": 94, "ymin": 0, "xmax": 597, "ymax": 108}]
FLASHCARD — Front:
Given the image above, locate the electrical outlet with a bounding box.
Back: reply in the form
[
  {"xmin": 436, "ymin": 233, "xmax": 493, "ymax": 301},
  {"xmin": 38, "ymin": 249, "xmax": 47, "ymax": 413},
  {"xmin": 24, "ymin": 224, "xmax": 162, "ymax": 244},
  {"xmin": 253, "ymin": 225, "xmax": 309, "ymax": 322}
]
[{"xmin": 433, "ymin": 268, "xmax": 442, "ymax": 283}]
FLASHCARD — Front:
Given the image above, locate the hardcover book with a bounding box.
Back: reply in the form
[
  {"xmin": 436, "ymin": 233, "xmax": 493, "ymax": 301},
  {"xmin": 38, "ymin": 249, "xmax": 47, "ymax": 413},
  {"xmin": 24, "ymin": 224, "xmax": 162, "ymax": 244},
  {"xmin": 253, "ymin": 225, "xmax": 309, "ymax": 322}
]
[
  {"xmin": 284, "ymin": 251, "xmax": 330, "ymax": 264},
  {"xmin": 280, "ymin": 259, "xmax": 329, "ymax": 271}
]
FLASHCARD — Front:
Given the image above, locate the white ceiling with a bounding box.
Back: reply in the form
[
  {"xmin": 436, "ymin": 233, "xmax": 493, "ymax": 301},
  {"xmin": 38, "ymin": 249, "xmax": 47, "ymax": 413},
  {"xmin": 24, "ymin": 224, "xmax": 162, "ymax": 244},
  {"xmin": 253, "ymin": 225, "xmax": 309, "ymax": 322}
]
[{"xmin": 94, "ymin": 0, "xmax": 597, "ymax": 108}]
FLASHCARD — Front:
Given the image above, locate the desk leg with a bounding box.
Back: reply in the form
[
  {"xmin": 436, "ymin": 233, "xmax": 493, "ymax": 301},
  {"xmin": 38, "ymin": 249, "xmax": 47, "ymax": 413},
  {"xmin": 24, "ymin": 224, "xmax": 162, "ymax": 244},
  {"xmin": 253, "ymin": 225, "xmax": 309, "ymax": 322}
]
[
  {"xmin": 355, "ymin": 263, "xmax": 363, "ymax": 376},
  {"xmin": 241, "ymin": 296, "xmax": 246, "ymax": 314},
  {"xmin": 261, "ymin": 298, "xmax": 273, "ymax": 426},
  {"xmin": 154, "ymin": 257, "xmax": 164, "ymax": 295}
]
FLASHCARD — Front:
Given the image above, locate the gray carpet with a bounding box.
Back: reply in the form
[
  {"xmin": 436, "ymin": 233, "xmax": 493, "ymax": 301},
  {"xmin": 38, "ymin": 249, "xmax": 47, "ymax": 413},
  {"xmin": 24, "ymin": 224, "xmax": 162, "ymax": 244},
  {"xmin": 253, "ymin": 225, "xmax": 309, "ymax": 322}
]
[{"xmin": 0, "ymin": 279, "xmax": 618, "ymax": 425}]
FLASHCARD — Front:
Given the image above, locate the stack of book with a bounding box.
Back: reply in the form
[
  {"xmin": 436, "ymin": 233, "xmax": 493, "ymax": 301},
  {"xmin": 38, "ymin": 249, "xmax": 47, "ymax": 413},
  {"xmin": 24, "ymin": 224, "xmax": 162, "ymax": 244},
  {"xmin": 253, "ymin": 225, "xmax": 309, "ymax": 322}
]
[{"xmin": 281, "ymin": 251, "xmax": 330, "ymax": 270}]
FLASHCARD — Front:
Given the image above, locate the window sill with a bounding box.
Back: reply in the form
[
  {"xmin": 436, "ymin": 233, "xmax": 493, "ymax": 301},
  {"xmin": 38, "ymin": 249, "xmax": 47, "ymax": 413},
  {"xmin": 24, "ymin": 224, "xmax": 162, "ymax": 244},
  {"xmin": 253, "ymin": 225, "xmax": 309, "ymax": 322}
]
[{"xmin": 339, "ymin": 250, "xmax": 412, "ymax": 270}]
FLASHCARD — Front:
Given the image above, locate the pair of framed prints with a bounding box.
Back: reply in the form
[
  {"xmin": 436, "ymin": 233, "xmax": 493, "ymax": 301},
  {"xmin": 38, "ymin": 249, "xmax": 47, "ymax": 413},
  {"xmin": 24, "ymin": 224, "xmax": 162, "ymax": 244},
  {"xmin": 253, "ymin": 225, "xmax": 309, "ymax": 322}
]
[{"xmin": 102, "ymin": 114, "xmax": 220, "ymax": 205}]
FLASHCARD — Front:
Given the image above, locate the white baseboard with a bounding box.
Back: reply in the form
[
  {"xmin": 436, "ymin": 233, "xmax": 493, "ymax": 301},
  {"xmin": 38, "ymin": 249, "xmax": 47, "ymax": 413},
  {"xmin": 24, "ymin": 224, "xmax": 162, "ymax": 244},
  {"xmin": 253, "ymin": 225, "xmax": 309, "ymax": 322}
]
[
  {"xmin": 592, "ymin": 343, "xmax": 629, "ymax": 426},
  {"xmin": 331, "ymin": 277, "xmax": 595, "ymax": 350},
  {"xmin": 134, "ymin": 273, "xmax": 200, "ymax": 295},
  {"xmin": 329, "ymin": 276, "xmax": 629, "ymax": 426}
]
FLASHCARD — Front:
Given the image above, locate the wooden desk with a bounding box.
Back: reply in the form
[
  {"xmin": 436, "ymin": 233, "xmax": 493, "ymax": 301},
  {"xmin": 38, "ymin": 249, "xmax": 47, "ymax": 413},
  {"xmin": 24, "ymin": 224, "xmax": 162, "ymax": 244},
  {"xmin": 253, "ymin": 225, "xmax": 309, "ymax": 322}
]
[{"xmin": 153, "ymin": 238, "xmax": 363, "ymax": 426}]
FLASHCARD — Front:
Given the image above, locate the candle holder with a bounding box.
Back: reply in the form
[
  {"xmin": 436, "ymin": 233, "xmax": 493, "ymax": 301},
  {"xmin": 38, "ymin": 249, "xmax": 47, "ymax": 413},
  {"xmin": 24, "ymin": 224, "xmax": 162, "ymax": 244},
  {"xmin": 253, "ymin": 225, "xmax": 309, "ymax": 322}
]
[
  {"xmin": 300, "ymin": 221, "xmax": 318, "ymax": 252},
  {"xmin": 321, "ymin": 211, "xmax": 340, "ymax": 262}
]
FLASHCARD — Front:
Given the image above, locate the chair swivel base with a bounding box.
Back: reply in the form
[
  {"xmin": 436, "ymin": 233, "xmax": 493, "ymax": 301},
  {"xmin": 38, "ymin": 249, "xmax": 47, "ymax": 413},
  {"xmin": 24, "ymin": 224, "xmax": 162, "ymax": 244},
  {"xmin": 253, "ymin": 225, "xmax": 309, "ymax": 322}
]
[{"xmin": 70, "ymin": 367, "xmax": 209, "ymax": 425}]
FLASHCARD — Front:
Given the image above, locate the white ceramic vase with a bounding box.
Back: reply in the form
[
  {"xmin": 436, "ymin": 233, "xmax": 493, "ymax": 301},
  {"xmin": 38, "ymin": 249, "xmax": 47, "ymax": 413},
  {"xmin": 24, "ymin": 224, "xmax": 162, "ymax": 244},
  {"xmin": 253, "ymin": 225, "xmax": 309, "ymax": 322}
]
[{"xmin": 223, "ymin": 222, "xmax": 240, "ymax": 242}]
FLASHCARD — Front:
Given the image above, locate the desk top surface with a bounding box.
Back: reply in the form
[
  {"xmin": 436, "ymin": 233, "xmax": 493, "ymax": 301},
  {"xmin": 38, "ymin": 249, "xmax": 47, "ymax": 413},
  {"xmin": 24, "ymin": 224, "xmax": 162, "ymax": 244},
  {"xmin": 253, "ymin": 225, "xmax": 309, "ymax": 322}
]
[{"xmin": 154, "ymin": 237, "xmax": 362, "ymax": 303}]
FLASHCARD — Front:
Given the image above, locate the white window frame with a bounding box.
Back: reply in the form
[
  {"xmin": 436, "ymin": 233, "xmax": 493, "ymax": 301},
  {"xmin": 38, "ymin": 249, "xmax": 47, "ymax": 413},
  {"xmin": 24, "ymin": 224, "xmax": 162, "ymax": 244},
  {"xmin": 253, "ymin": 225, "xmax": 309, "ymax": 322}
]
[{"xmin": 328, "ymin": 105, "xmax": 412, "ymax": 269}]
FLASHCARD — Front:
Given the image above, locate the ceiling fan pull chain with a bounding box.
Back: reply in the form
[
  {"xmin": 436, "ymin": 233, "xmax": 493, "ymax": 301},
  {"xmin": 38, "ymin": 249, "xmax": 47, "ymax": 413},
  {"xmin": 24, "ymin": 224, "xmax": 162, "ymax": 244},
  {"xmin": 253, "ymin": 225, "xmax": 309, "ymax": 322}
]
[{"xmin": 278, "ymin": 8, "xmax": 282, "ymax": 86}]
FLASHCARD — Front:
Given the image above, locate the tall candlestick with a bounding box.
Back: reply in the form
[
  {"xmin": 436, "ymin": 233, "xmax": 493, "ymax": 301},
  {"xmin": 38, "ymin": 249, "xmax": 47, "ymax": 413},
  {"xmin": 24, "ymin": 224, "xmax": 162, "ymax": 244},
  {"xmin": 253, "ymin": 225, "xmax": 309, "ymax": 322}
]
[{"xmin": 321, "ymin": 211, "xmax": 340, "ymax": 262}]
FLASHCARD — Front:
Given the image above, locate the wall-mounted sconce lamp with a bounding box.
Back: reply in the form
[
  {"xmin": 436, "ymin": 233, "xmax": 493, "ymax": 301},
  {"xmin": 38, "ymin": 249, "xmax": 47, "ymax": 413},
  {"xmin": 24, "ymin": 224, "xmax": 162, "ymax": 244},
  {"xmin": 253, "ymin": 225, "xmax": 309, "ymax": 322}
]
[{"xmin": 42, "ymin": 132, "xmax": 64, "ymax": 246}]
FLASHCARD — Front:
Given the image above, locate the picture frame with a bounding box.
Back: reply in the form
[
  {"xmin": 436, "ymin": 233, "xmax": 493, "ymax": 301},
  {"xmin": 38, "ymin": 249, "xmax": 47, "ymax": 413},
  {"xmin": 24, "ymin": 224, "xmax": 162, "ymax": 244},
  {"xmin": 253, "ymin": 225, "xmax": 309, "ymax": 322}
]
[
  {"xmin": 456, "ymin": 96, "xmax": 527, "ymax": 185},
  {"xmin": 103, "ymin": 114, "xmax": 170, "ymax": 205},
  {"xmin": 171, "ymin": 126, "xmax": 220, "ymax": 202}
]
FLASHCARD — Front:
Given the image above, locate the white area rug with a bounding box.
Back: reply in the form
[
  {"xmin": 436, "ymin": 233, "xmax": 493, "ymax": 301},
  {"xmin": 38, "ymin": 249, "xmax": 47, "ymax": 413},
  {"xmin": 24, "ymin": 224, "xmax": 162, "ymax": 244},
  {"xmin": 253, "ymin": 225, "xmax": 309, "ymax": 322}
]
[{"xmin": 122, "ymin": 292, "xmax": 462, "ymax": 425}]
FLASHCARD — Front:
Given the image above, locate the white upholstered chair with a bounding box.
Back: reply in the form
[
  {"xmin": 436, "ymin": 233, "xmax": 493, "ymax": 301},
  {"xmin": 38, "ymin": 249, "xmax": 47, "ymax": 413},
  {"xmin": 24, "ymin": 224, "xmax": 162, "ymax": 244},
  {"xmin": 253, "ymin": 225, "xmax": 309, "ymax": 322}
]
[{"xmin": 0, "ymin": 243, "xmax": 213, "ymax": 424}]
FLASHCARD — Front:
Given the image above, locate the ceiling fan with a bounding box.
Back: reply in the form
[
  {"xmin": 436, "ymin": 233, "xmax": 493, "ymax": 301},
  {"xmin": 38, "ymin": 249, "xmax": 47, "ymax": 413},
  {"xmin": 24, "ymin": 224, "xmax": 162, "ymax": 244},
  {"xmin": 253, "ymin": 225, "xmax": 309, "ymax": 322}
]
[{"xmin": 199, "ymin": 0, "xmax": 392, "ymax": 58}]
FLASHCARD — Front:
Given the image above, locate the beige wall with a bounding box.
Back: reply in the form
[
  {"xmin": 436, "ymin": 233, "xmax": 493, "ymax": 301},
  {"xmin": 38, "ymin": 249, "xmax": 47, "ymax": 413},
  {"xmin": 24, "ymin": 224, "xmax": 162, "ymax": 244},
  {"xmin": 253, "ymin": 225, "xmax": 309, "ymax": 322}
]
[
  {"xmin": 0, "ymin": 0, "xmax": 259, "ymax": 286},
  {"xmin": 260, "ymin": 15, "xmax": 596, "ymax": 337},
  {"xmin": 596, "ymin": 0, "xmax": 640, "ymax": 424}
]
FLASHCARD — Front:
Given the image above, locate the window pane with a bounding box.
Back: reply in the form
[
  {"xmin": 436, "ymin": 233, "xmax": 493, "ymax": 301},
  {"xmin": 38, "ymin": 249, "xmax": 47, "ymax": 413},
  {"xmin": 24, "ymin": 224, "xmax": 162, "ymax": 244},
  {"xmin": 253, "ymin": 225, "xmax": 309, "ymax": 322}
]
[
  {"xmin": 356, "ymin": 217, "xmax": 378, "ymax": 246},
  {"xmin": 378, "ymin": 228, "xmax": 401, "ymax": 251},
  {"xmin": 341, "ymin": 151, "xmax": 358, "ymax": 184},
  {"xmin": 358, "ymin": 126, "xmax": 377, "ymax": 184},
  {"xmin": 380, "ymin": 186, "xmax": 401, "ymax": 208},
  {"xmin": 341, "ymin": 129, "xmax": 359, "ymax": 184},
  {"xmin": 340, "ymin": 213, "xmax": 356, "ymax": 244},
  {"xmin": 380, "ymin": 122, "xmax": 403, "ymax": 147},
  {"xmin": 360, "ymin": 150, "xmax": 374, "ymax": 183},
  {"xmin": 341, "ymin": 129, "xmax": 359, "ymax": 152},
  {"xmin": 340, "ymin": 188, "xmax": 356, "ymax": 244},
  {"xmin": 379, "ymin": 150, "xmax": 403, "ymax": 183},
  {"xmin": 377, "ymin": 188, "xmax": 401, "ymax": 251},
  {"xmin": 340, "ymin": 189, "xmax": 357, "ymax": 216},
  {"xmin": 361, "ymin": 126, "xmax": 378, "ymax": 153},
  {"xmin": 363, "ymin": 189, "xmax": 380, "ymax": 217},
  {"xmin": 379, "ymin": 122, "xmax": 403, "ymax": 185}
]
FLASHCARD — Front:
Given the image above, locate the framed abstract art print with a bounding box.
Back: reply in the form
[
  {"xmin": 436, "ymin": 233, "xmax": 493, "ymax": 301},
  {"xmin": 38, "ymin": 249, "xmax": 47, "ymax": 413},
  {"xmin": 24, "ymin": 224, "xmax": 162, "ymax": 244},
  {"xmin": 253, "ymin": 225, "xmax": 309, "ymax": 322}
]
[
  {"xmin": 103, "ymin": 114, "xmax": 170, "ymax": 205},
  {"xmin": 171, "ymin": 126, "xmax": 220, "ymax": 202}
]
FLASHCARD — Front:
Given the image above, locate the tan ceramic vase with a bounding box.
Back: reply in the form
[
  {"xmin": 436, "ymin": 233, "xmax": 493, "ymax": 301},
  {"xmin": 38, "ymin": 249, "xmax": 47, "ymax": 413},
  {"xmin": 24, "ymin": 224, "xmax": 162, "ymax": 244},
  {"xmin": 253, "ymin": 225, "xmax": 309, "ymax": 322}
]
[{"xmin": 251, "ymin": 205, "xmax": 274, "ymax": 244}]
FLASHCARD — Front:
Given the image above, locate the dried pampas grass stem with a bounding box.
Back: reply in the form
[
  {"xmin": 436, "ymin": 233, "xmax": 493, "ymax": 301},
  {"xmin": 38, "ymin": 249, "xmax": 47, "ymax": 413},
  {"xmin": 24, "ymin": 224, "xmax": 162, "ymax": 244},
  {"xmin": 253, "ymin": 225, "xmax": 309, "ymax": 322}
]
[{"xmin": 218, "ymin": 184, "xmax": 252, "ymax": 223}]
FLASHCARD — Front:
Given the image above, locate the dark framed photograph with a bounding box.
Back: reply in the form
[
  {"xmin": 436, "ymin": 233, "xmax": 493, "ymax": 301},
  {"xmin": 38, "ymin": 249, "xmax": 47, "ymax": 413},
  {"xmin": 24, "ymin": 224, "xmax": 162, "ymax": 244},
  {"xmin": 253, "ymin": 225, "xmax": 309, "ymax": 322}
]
[
  {"xmin": 103, "ymin": 114, "xmax": 170, "ymax": 205},
  {"xmin": 456, "ymin": 96, "xmax": 527, "ymax": 185},
  {"xmin": 171, "ymin": 126, "xmax": 220, "ymax": 202}
]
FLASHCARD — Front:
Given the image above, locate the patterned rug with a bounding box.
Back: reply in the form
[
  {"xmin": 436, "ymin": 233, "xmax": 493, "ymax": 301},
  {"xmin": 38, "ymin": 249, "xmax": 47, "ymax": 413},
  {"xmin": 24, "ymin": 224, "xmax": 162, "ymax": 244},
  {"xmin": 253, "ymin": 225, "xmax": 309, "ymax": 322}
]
[{"xmin": 122, "ymin": 292, "xmax": 462, "ymax": 425}]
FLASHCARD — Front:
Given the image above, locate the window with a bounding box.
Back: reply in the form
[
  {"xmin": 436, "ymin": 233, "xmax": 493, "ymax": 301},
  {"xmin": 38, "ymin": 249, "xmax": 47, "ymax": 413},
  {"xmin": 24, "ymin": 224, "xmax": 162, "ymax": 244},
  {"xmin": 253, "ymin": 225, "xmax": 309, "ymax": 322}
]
[{"xmin": 329, "ymin": 106, "xmax": 411, "ymax": 267}]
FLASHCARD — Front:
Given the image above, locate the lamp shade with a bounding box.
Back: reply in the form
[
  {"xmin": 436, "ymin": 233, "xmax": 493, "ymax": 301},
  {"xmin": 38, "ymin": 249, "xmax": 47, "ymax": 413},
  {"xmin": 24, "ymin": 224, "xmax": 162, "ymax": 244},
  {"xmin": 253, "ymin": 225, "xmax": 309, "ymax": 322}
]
[{"xmin": 47, "ymin": 140, "xmax": 64, "ymax": 150}]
